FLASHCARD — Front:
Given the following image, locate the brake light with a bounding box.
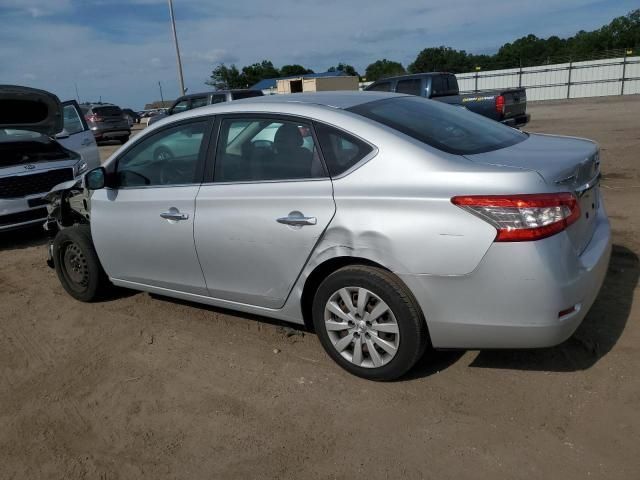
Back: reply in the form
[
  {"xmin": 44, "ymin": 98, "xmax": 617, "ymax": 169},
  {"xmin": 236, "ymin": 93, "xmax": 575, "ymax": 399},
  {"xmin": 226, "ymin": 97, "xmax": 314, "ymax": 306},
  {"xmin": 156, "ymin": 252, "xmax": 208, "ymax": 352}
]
[
  {"xmin": 495, "ymin": 95, "xmax": 505, "ymax": 115},
  {"xmin": 451, "ymin": 193, "xmax": 580, "ymax": 242},
  {"xmin": 85, "ymin": 114, "xmax": 102, "ymax": 122}
]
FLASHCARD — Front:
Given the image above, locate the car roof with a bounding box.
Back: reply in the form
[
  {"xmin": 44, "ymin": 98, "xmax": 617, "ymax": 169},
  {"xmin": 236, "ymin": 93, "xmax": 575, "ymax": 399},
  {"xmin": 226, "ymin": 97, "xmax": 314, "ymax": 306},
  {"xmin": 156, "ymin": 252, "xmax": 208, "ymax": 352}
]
[{"xmin": 230, "ymin": 91, "xmax": 408, "ymax": 109}]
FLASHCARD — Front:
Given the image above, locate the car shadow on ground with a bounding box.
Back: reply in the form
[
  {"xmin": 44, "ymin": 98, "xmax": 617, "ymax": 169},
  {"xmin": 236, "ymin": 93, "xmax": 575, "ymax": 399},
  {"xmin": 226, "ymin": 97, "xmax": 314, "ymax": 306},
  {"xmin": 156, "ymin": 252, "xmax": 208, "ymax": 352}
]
[
  {"xmin": 0, "ymin": 225, "xmax": 49, "ymax": 252},
  {"xmin": 468, "ymin": 244, "xmax": 638, "ymax": 373}
]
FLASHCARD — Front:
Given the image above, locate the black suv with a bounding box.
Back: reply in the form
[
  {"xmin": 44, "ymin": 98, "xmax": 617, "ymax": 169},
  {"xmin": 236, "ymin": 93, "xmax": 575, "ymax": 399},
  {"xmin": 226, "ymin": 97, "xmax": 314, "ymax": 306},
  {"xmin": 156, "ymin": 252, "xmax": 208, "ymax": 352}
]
[
  {"xmin": 147, "ymin": 89, "xmax": 263, "ymax": 125},
  {"xmin": 80, "ymin": 103, "xmax": 131, "ymax": 144}
]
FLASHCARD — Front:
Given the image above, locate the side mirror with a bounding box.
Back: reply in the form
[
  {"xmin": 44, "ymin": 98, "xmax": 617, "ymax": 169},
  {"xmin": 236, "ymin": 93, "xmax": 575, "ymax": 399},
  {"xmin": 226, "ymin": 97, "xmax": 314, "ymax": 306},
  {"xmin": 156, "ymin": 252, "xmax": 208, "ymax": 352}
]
[
  {"xmin": 85, "ymin": 167, "xmax": 106, "ymax": 190},
  {"xmin": 55, "ymin": 129, "xmax": 70, "ymax": 139}
]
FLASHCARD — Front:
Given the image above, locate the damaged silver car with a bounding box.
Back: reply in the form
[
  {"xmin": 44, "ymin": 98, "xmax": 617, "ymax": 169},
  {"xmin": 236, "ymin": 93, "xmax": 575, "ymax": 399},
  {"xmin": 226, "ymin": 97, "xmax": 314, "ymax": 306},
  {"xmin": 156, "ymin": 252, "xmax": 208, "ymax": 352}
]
[{"xmin": 46, "ymin": 92, "xmax": 611, "ymax": 381}]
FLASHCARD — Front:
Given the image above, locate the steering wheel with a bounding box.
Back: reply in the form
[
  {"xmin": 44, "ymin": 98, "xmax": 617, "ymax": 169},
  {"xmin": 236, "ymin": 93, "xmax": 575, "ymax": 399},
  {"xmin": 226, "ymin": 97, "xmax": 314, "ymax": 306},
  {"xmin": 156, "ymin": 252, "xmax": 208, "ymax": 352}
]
[{"xmin": 155, "ymin": 147, "xmax": 193, "ymax": 185}]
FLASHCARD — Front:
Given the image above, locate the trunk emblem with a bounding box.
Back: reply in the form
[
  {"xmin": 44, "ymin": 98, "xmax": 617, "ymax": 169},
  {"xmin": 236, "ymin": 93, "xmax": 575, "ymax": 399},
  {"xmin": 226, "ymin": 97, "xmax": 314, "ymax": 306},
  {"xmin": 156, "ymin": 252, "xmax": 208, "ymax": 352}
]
[{"xmin": 24, "ymin": 164, "xmax": 36, "ymax": 170}]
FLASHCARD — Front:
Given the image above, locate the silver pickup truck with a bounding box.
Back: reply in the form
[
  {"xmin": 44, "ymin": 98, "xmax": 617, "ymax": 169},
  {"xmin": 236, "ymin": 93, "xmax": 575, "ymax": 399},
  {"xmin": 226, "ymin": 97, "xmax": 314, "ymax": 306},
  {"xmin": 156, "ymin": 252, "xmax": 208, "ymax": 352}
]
[{"xmin": 0, "ymin": 85, "xmax": 99, "ymax": 232}]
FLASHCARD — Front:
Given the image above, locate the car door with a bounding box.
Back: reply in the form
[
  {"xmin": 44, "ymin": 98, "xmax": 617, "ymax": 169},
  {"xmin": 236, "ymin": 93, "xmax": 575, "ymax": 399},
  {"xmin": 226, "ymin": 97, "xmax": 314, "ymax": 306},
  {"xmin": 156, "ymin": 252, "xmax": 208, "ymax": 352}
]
[
  {"xmin": 90, "ymin": 118, "xmax": 213, "ymax": 294},
  {"xmin": 194, "ymin": 115, "xmax": 336, "ymax": 308},
  {"xmin": 57, "ymin": 100, "xmax": 101, "ymax": 169}
]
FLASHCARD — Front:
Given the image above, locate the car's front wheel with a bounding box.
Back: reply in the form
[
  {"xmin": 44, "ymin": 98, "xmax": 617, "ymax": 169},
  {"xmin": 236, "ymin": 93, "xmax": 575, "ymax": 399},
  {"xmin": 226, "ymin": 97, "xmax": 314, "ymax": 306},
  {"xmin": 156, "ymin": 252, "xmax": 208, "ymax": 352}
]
[
  {"xmin": 312, "ymin": 265, "xmax": 429, "ymax": 381},
  {"xmin": 52, "ymin": 225, "xmax": 110, "ymax": 302}
]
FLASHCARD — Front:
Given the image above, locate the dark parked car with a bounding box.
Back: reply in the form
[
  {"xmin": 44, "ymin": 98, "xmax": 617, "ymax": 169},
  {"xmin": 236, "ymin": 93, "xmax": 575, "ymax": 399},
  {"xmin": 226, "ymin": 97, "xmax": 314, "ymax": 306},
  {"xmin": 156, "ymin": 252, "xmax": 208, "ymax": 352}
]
[
  {"xmin": 122, "ymin": 108, "xmax": 140, "ymax": 125},
  {"xmin": 366, "ymin": 72, "xmax": 529, "ymax": 128},
  {"xmin": 148, "ymin": 89, "xmax": 264, "ymax": 125},
  {"xmin": 80, "ymin": 103, "xmax": 131, "ymax": 144}
]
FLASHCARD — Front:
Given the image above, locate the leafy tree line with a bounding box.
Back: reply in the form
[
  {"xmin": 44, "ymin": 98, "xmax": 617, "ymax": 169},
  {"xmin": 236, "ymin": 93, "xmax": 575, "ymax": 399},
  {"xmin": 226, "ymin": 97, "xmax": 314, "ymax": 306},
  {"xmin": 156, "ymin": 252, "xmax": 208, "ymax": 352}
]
[
  {"xmin": 208, "ymin": 9, "xmax": 639, "ymax": 88},
  {"xmin": 206, "ymin": 60, "xmax": 358, "ymax": 90}
]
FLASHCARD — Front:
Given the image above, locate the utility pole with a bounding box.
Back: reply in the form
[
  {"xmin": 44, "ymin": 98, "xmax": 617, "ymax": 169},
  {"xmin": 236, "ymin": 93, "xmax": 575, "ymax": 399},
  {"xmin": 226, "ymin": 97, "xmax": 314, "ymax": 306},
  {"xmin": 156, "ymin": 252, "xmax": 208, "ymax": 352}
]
[
  {"xmin": 74, "ymin": 82, "xmax": 81, "ymax": 103},
  {"xmin": 168, "ymin": 0, "xmax": 185, "ymax": 96},
  {"xmin": 158, "ymin": 81, "xmax": 165, "ymax": 104}
]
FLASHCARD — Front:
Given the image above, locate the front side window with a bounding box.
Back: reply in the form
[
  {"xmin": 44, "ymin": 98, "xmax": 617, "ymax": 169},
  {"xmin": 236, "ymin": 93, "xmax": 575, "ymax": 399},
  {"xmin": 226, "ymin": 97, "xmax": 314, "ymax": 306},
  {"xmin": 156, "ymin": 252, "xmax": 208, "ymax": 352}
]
[
  {"xmin": 191, "ymin": 96, "xmax": 209, "ymax": 109},
  {"xmin": 396, "ymin": 79, "xmax": 422, "ymax": 96},
  {"xmin": 314, "ymin": 123, "xmax": 373, "ymax": 176},
  {"xmin": 171, "ymin": 100, "xmax": 190, "ymax": 114},
  {"xmin": 116, "ymin": 121, "xmax": 207, "ymax": 187},
  {"xmin": 63, "ymin": 105, "xmax": 85, "ymax": 134},
  {"xmin": 215, "ymin": 118, "xmax": 324, "ymax": 182},
  {"xmin": 348, "ymin": 96, "xmax": 527, "ymax": 155},
  {"xmin": 368, "ymin": 82, "xmax": 391, "ymax": 92}
]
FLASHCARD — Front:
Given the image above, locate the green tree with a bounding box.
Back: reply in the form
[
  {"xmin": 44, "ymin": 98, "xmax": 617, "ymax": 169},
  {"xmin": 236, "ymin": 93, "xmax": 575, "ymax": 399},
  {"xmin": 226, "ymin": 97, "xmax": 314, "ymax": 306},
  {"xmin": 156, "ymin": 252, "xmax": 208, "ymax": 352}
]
[
  {"xmin": 408, "ymin": 46, "xmax": 473, "ymax": 73},
  {"xmin": 206, "ymin": 64, "xmax": 245, "ymax": 89},
  {"xmin": 364, "ymin": 59, "xmax": 405, "ymax": 81},
  {"xmin": 280, "ymin": 64, "xmax": 314, "ymax": 76},
  {"xmin": 241, "ymin": 60, "xmax": 280, "ymax": 88},
  {"xmin": 327, "ymin": 63, "xmax": 360, "ymax": 78}
]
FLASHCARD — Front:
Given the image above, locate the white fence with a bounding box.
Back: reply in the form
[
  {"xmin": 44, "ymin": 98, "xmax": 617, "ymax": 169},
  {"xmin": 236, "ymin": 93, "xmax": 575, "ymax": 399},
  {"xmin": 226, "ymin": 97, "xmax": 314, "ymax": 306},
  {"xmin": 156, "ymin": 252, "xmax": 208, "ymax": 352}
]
[{"xmin": 457, "ymin": 55, "xmax": 640, "ymax": 101}]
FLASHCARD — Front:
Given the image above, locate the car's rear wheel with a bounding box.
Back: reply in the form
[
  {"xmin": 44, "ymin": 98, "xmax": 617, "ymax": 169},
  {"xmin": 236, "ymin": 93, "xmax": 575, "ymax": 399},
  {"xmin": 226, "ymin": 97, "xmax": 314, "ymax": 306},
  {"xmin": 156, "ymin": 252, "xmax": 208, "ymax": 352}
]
[
  {"xmin": 118, "ymin": 135, "xmax": 130, "ymax": 144},
  {"xmin": 53, "ymin": 225, "xmax": 110, "ymax": 302},
  {"xmin": 312, "ymin": 265, "xmax": 429, "ymax": 381}
]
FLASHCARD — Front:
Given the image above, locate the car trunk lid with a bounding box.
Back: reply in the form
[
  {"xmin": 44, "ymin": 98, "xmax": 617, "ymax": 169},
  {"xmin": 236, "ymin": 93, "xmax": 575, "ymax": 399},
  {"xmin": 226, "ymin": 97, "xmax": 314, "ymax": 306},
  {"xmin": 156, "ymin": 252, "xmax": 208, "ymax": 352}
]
[
  {"xmin": 464, "ymin": 133, "xmax": 600, "ymax": 253},
  {"xmin": 0, "ymin": 85, "xmax": 63, "ymax": 135}
]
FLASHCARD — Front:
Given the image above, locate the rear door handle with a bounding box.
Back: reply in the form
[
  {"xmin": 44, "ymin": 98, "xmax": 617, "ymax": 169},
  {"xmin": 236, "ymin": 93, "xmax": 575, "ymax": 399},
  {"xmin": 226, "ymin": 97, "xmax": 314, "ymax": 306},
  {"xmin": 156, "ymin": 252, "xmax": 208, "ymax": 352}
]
[
  {"xmin": 160, "ymin": 209, "xmax": 189, "ymax": 221},
  {"xmin": 277, "ymin": 212, "xmax": 317, "ymax": 226}
]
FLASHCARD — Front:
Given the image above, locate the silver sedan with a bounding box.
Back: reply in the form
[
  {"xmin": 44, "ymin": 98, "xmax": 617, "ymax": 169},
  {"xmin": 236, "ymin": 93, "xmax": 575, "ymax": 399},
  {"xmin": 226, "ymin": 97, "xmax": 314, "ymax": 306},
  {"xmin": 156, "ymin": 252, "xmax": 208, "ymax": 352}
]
[{"xmin": 47, "ymin": 92, "xmax": 611, "ymax": 380}]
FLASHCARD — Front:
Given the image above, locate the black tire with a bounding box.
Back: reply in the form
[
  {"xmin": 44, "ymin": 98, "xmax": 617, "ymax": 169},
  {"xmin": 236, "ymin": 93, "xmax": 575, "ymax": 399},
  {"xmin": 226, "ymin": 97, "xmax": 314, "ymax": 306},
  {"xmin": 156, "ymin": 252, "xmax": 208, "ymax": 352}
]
[
  {"xmin": 52, "ymin": 225, "xmax": 110, "ymax": 302},
  {"xmin": 312, "ymin": 265, "xmax": 429, "ymax": 381},
  {"xmin": 119, "ymin": 135, "xmax": 130, "ymax": 144}
]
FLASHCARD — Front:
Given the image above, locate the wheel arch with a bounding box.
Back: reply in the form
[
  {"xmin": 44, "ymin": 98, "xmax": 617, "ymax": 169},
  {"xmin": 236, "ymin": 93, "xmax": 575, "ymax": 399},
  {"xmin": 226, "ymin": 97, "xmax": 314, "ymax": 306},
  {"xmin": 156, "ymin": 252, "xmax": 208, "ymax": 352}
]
[{"xmin": 300, "ymin": 255, "xmax": 417, "ymax": 331}]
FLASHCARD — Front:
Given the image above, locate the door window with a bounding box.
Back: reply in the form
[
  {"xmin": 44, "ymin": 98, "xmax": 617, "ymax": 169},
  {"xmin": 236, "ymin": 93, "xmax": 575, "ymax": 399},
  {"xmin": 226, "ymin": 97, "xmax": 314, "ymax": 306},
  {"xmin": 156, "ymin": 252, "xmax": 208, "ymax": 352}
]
[
  {"xmin": 214, "ymin": 118, "xmax": 325, "ymax": 182},
  {"xmin": 115, "ymin": 121, "xmax": 207, "ymax": 187},
  {"xmin": 63, "ymin": 105, "xmax": 85, "ymax": 134},
  {"xmin": 368, "ymin": 82, "xmax": 391, "ymax": 92},
  {"xmin": 314, "ymin": 123, "xmax": 374, "ymax": 176},
  {"xmin": 191, "ymin": 96, "xmax": 209, "ymax": 108},
  {"xmin": 396, "ymin": 79, "xmax": 422, "ymax": 95},
  {"xmin": 171, "ymin": 99, "xmax": 190, "ymax": 114},
  {"xmin": 211, "ymin": 95, "xmax": 226, "ymax": 104}
]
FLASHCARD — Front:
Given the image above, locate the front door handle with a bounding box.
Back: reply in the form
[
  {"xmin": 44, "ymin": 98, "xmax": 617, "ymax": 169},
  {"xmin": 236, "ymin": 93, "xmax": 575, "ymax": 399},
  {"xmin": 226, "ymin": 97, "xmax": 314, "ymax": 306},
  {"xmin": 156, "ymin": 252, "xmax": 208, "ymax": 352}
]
[
  {"xmin": 277, "ymin": 211, "xmax": 317, "ymax": 226},
  {"xmin": 160, "ymin": 208, "xmax": 189, "ymax": 221}
]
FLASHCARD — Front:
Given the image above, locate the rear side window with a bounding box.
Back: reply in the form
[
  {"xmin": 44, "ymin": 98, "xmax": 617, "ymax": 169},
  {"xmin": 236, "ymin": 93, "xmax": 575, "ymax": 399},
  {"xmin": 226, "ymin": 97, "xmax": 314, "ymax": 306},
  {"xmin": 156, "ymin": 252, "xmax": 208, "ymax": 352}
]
[
  {"xmin": 211, "ymin": 95, "xmax": 226, "ymax": 104},
  {"xmin": 314, "ymin": 123, "xmax": 373, "ymax": 177},
  {"xmin": 215, "ymin": 118, "xmax": 324, "ymax": 182},
  {"xmin": 92, "ymin": 106, "xmax": 122, "ymax": 116},
  {"xmin": 396, "ymin": 79, "xmax": 422, "ymax": 96},
  {"xmin": 348, "ymin": 96, "xmax": 526, "ymax": 155},
  {"xmin": 367, "ymin": 82, "xmax": 391, "ymax": 92}
]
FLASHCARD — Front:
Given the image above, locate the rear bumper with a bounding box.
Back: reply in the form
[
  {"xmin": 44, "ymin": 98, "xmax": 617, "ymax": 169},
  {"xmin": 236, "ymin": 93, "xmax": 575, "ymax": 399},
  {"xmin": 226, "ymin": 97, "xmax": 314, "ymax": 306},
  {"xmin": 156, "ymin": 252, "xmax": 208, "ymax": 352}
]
[
  {"xmin": 399, "ymin": 202, "xmax": 611, "ymax": 349},
  {"xmin": 91, "ymin": 126, "xmax": 130, "ymax": 139},
  {"xmin": 502, "ymin": 113, "xmax": 530, "ymax": 128}
]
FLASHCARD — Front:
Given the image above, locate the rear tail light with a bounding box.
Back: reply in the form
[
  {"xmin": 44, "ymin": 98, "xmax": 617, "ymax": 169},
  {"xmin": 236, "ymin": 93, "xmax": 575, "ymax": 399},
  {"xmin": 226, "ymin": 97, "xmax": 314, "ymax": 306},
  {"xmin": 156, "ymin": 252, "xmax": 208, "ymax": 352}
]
[
  {"xmin": 85, "ymin": 114, "xmax": 102, "ymax": 122},
  {"xmin": 495, "ymin": 95, "xmax": 505, "ymax": 115},
  {"xmin": 451, "ymin": 193, "xmax": 580, "ymax": 242}
]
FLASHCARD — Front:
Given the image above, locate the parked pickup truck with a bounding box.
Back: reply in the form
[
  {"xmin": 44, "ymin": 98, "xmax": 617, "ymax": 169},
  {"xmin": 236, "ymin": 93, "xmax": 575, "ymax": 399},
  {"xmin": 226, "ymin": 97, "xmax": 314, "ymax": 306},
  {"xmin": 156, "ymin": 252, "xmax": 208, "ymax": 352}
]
[{"xmin": 365, "ymin": 72, "xmax": 530, "ymax": 128}]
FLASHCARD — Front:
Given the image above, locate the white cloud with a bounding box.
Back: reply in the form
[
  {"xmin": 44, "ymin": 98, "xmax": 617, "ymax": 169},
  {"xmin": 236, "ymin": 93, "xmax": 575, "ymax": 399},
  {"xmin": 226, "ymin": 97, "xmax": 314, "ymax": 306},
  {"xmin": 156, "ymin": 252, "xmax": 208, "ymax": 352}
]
[{"xmin": 0, "ymin": 0, "xmax": 635, "ymax": 109}]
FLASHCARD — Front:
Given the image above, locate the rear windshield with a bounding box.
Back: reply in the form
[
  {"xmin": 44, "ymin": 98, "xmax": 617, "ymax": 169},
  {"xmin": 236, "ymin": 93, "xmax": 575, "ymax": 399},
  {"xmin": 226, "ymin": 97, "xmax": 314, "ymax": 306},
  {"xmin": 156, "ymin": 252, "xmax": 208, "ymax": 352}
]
[
  {"xmin": 92, "ymin": 106, "xmax": 122, "ymax": 116},
  {"xmin": 231, "ymin": 91, "xmax": 263, "ymax": 100},
  {"xmin": 348, "ymin": 96, "xmax": 526, "ymax": 155}
]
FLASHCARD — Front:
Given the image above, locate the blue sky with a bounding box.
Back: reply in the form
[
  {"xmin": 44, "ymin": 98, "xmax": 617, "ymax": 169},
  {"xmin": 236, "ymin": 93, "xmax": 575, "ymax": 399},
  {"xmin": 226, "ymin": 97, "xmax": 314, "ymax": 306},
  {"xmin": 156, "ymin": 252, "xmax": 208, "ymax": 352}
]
[{"xmin": 0, "ymin": 0, "xmax": 636, "ymax": 109}]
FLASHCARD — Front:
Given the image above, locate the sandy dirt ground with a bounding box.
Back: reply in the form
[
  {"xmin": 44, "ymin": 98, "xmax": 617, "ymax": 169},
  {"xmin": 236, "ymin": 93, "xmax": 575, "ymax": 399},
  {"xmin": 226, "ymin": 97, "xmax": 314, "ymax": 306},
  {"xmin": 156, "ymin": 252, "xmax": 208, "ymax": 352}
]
[{"xmin": 1, "ymin": 96, "xmax": 639, "ymax": 479}]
